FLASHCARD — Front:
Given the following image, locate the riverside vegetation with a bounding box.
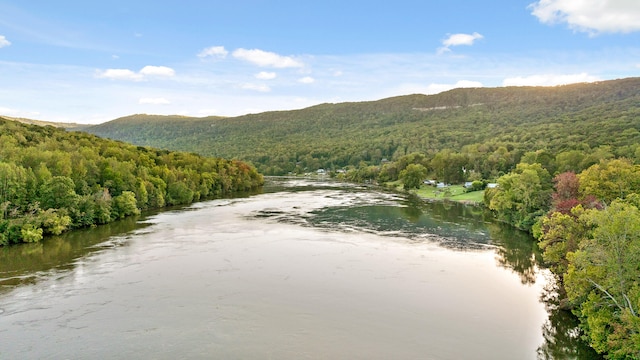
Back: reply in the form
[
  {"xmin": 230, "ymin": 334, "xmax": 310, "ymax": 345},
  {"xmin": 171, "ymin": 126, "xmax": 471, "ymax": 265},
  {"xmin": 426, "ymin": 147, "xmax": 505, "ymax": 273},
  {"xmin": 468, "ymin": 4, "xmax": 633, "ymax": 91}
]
[
  {"xmin": 5, "ymin": 78, "xmax": 640, "ymax": 358},
  {"xmin": 0, "ymin": 117, "xmax": 263, "ymax": 245}
]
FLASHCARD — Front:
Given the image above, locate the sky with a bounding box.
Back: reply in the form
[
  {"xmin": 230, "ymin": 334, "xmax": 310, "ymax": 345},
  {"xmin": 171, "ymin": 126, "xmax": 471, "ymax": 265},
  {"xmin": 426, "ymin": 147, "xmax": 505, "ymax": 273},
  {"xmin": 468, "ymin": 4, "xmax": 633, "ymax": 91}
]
[{"xmin": 0, "ymin": 0, "xmax": 639, "ymax": 124}]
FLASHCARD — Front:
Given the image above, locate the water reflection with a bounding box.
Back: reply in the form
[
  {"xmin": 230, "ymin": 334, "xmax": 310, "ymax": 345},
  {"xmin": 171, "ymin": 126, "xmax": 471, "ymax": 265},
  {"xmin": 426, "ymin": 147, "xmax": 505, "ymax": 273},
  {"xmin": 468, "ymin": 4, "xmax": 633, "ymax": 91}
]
[
  {"xmin": 0, "ymin": 216, "xmax": 146, "ymax": 291},
  {"xmin": 537, "ymin": 284, "xmax": 603, "ymax": 359},
  {"xmin": 485, "ymin": 222, "xmax": 542, "ymax": 285}
]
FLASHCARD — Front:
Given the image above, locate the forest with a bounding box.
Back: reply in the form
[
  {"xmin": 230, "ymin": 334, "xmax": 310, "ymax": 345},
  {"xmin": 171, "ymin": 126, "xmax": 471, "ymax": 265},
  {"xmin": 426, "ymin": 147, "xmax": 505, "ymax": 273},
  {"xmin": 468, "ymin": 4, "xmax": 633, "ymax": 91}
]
[
  {"xmin": 0, "ymin": 117, "xmax": 263, "ymax": 245},
  {"xmin": 84, "ymin": 78, "xmax": 640, "ymax": 179}
]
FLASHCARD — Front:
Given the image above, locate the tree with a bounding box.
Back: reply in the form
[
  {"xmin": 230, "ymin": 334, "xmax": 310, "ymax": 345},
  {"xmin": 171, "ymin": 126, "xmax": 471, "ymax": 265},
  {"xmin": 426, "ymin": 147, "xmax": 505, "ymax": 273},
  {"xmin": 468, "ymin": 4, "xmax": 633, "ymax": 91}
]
[
  {"xmin": 38, "ymin": 176, "xmax": 78, "ymax": 210},
  {"xmin": 578, "ymin": 159, "xmax": 640, "ymax": 204},
  {"xmin": 111, "ymin": 191, "xmax": 140, "ymax": 219},
  {"xmin": 565, "ymin": 201, "xmax": 640, "ymax": 357},
  {"xmin": 488, "ymin": 162, "xmax": 553, "ymax": 230},
  {"xmin": 399, "ymin": 164, "xmax": 427, "ymax": 190},
  {"xmin": 536, "ymin": 206, "xmax": 588, "ymax": 278}
]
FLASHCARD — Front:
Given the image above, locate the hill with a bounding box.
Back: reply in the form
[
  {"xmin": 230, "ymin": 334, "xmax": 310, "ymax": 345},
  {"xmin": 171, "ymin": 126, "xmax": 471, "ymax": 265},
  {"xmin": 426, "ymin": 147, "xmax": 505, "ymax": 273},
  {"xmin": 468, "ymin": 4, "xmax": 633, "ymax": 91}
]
[
  {"xmin": 84, "ymin": 77, "xmax": 640, "ymax": 175},
  {"xmin": 1, "ymin": 115, "xmax": 92, "ymax": 131}
]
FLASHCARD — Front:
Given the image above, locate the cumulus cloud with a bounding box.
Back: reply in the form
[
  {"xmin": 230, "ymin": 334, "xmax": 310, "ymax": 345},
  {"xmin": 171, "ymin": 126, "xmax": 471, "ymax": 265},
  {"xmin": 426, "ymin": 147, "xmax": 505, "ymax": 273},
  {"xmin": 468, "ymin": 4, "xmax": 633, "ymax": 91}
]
[
  {"xmin": 139, "ymin": 97, "xmax": 171, "ymax": 105},
  {"xmin": 502, "ymin": 73, "xmax": 600, "ymax": 86},
  {"xmin": 255, "ymin": 71, "xmax": 277, "ymax": 80},
  {"xmin": 443, "ymin": 32, "xmax": 484, "ymax": 47},
  {"xmin": 96, "ymin": 66, "xmax": 175, "ymax": 81},
  {"xmin": 232, "ymin": 48, "xmax": 304, "ymax": 68},
  {"xmin": 438, "ymin": 32, "xmax": 484, "ymax": 54},
  {"xmin": 239, "ymin": 83, "xmax": 271, "ymax": 92},
  {"xmin": 0, "ymin": 35, "xmax": 10, "ymax": 48},
  {"xmin": 139, "ymin": 65, "xmax": 175, "ymax": 77},
  {"xmin": 529, "ymin": 0, "xmax": 640, "ymax": 34},
  {"xmin": 198, "ymin": 46, "xmax": 228, "ymax": 59},
  {"xmin": 96, "ymin": 68, "xmax": 142, "ymax": 81},
  {"xmin": 298, "ymin": 76, "xmax": 315, "ymax": 84}
]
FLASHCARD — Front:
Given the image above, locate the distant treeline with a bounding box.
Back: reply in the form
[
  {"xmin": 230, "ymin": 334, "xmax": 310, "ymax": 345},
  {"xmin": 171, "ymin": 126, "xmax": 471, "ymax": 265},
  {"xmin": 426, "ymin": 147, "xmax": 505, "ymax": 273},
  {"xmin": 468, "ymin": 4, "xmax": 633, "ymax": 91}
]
[{"xmin": 0, "ymin": 118, "xmax": 263, "ymax": 245}]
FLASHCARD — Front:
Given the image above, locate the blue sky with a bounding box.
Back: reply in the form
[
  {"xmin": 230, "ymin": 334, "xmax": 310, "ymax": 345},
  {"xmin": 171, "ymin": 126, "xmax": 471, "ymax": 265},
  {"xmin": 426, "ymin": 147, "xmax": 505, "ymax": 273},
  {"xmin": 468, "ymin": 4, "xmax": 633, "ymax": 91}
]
[{"xmin": 1, "ymin": 0, "xmax": 639, "ymax": 124}]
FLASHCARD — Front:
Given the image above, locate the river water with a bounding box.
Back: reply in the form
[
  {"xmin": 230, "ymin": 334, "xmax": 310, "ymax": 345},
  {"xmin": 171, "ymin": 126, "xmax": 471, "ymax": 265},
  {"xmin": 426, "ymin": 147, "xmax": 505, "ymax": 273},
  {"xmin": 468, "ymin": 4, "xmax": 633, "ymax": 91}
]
[{"xmin": 0, "ymin": 178, "xmax": 599, "ymax": 359}]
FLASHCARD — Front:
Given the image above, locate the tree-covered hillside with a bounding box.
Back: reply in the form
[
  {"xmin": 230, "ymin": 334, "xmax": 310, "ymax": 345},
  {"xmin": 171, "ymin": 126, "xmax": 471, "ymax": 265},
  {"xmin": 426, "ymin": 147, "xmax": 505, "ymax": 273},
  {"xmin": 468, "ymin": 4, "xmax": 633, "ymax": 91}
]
[
  {"xmin": 0, "ymin": 118, "xmax": 263, "ymax": 245},
  {"xmin": 84, "ymin": 78, "xmax": 640, "ymax": 176}
]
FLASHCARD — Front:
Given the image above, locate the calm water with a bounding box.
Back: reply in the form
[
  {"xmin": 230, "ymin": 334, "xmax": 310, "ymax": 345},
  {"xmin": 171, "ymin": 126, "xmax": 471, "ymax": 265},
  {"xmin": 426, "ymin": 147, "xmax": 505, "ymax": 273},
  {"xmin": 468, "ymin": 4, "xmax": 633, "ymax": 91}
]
[{"xmin": 0, "ymin": 178, "xmax": 599, "ymax": 359}]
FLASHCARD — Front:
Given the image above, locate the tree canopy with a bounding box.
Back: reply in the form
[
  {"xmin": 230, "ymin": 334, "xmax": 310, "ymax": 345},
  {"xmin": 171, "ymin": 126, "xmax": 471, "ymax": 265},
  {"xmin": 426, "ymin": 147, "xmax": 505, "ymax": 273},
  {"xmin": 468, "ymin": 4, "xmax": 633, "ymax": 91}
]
[{"xmin": 0, "ymin": 118, "xmax": 263, "ymax": 245}]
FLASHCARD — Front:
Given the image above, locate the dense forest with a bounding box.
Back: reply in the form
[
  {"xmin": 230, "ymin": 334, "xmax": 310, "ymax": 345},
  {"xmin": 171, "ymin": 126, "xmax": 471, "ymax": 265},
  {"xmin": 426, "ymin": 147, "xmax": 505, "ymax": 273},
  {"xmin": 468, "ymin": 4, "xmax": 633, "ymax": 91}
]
[
  {"xmin": 84, "ymin": 78, "xmax": 640, "ymax": 179},
  {"xmin": 0, "ymin": 117, "xmax": 263, "ymax": 245}
]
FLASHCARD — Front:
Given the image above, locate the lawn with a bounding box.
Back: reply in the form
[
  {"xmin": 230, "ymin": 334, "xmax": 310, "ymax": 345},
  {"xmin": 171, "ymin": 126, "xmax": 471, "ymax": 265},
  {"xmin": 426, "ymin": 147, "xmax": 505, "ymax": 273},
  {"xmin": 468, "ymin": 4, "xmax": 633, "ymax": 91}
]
[{"xmin": 413, "ymin": 184, "xmax": 485, "ymax": 203}]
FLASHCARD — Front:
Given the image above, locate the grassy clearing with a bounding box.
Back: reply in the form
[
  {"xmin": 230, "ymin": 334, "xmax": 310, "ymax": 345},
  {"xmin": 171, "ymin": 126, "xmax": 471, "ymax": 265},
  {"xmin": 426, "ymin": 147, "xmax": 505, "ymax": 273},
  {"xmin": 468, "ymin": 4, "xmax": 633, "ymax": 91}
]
[
  {"xmin": 414, "ymin": 184, "xmax": 485, "ymax": 203},
  {"xmin": 382, "ymin": 181, "xmax": 485, "ymax": 204}
]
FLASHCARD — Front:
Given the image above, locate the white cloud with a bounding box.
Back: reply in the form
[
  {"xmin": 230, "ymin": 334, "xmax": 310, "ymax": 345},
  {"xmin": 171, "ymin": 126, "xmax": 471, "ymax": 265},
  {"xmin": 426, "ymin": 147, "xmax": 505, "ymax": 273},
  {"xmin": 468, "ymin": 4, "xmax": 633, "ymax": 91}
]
[
  {"xmin": 0, "ymin": 35, "xmax": 11, "ymax": 48},
  {"xmin": 529, "ymin": 0, "xmax": 640, "ymax": 34},
  {"xmin": 140, "ymin": 65, "xmax": 175, "ymax": 77},
  {"xmin": 443, "ymin": 32, "xmax": 484, "ymax": 47},
  {"xmin": 502, "ymin": 73, "xmax": 600, "ymax": 86},
  {"xmin": 198, "ymin": 46, "xmax": 228, "ymax": 59},
  {"xmin": 96, "ymin": 68, "xmax": 143, "ymax": 81},
  {"xmin": 298, "ymin": 76, "xmax": 315, "ymax": 84},
  {"xmin": 139, "ymin": 97, "xmax": 171, "ymax": 105},
  {"xmin": 96, "ymin": 66, "xmax": 175, "ymax": 81},
  {"xmin": 255, "ymin": 71, "xmax": 277, "ymax": 80},
  {"xmin": 438, "ymin": 32, "xmax": 484, "ymax": 54},
  {"xmin": 232, "ymin": 48, "xmax": 304, "ymax": 68},
  {"xmin": 239, "ymin": 83, "xmax": 271, "ymax": 92}
]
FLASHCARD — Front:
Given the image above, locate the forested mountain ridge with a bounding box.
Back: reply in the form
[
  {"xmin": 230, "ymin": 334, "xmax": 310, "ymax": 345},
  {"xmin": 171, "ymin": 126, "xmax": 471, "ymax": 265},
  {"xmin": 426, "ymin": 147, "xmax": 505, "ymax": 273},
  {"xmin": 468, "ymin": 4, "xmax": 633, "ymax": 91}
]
[
  {"xmin": 84, "ymin": 77, "xmax": 640, "ymax": 175},
  {"xmin": 0, "ymin": 118, "xmax": 263, "ymax": 245},
  {"xmin": 2, "ymin": 115, "xmax": 91, "ymax": 131}
]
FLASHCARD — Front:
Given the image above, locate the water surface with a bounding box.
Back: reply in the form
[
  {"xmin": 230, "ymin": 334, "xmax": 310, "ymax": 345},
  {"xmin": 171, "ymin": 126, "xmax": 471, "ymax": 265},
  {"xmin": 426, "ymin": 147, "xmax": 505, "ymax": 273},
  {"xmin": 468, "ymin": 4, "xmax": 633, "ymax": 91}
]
[{"xmin": 0, "ymin": 178, "xmax": 598, "ymax": 359}]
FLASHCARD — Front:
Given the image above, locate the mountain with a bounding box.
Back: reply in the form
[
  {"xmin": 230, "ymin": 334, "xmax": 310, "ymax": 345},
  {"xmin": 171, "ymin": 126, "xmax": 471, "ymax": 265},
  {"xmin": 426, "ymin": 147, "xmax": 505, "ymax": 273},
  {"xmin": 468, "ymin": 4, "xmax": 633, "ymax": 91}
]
[
  {"xmin": 1, "ymin": 115, "xmax": 91, "ymax": 131},
  {"xmin": 84, "ymin": 77, "xmax": 640, "ymax": 175}
]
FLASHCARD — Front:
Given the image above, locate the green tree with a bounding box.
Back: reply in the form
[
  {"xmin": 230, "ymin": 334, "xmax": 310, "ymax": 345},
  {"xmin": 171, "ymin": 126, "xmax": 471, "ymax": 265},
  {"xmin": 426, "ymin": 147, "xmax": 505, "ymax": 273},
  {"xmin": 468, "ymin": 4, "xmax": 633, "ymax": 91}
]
[
  {"xmin": 536, "ymin": 206, "xmax": 588, "ymax": 278},
  {"xmin": 111, "ymin": 191, "xmax": 140, "ymax": 219},
  {"xmin": 565, "ymin": 201, "xmax": 640, "ymax": 358},
  {"xmin": 39, "ymin": 176, "xmax": 78, "ymax": 210},
  {"xmin": 488, "ymin": 162, "xmax": 553, "ymax": 230},
  {"xmin": 579, "ymin": 159, "xmax": 640, "ymax": 204},
  {"xmin": 20, "ymin": 223, "xmax": 43, "ymax": 243},
  {"xmin": 166, "ymin": 181, "xmax": 194, "ymax": 205},
  {"xmin": 399, "ymin": 164, "xmax": 428, "ymax": 190}
]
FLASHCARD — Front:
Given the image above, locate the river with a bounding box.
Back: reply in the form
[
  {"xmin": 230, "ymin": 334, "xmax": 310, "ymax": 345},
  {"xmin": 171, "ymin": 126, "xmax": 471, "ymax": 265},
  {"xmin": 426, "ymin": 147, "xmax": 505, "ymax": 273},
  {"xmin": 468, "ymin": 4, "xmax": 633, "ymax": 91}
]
[{"xmin": 0, "ymin": 178, "xmax": 599, "ymax": 359}]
